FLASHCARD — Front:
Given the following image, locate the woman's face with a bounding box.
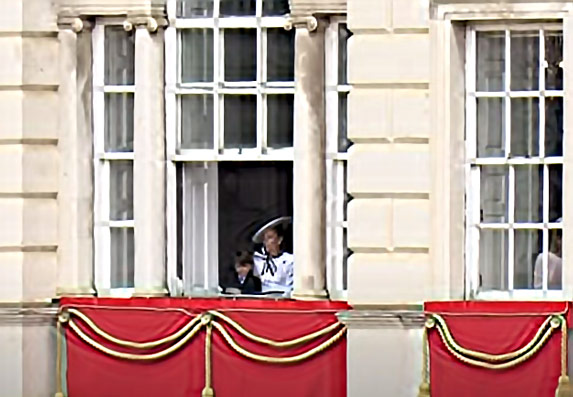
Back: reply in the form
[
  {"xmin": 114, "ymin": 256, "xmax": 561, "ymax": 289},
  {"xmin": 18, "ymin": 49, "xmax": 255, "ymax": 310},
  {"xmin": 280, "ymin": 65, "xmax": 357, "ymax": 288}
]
[{"xmin": 263, "ymin": 228, "xmax": 282, "ymax": 256}]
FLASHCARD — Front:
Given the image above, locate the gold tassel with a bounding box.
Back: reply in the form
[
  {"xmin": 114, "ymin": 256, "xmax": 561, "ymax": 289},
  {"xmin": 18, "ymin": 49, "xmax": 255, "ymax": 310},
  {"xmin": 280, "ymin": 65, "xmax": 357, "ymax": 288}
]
[
  {"xmin": 201, "ymin": 387, "xmax": 214, "ymax": 397},
  {"xmin": 54, "ymin": 393, "xmax": 65, "ymax": 397},
  {"xmin": 417, "ymin": 381, "xmax": 430, "ymax": 397},
  {"xmin": 555, "ymin": 376, "xmax": 573, "ymax": 397},
  {"xmin": 202, "ymin": 316, "xmax": 215, "ymax": 397}
]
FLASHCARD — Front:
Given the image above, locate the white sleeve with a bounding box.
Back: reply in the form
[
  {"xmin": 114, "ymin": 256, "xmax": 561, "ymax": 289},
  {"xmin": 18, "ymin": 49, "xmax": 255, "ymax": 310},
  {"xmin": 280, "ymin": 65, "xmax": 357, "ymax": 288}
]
[
  {"xmin": 533, "ymin": 253, "xmax": 542, "ymax": 289},
  {"xmin": 285, "ymin": 254, "xmax": 294, "ymax": 290},
  {"xmin": 253, "ymin": 251, "xmax": 265, "ymax": 277}
]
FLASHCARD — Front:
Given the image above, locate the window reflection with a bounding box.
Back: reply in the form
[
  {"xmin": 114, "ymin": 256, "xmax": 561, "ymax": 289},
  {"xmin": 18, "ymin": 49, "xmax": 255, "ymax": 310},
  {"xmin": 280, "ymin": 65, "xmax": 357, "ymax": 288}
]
[
  {"xmin": 224, "ymin": 95, "xmax": 256, "ymax": 148},
  {"xmin": 224, "ymin": 29, "xmax": 256, "ymax": 82}
]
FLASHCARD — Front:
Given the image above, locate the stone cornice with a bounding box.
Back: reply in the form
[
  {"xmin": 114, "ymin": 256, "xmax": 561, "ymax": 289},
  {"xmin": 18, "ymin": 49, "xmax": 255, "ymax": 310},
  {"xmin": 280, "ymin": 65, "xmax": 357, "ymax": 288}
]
[
  {"xmin": 337, "ymin": 308, "xmax": 426, "ymax": 329},
  {"xmin": 0, "ymin": 303, "xmax": 58, "ymax": 325},
  {"xmin": 288, "ymin": 0, "xmax": 346, "ymax": 16},
  {"xmin": 57, "ymin": 0, "xmax": 167, "ymax": 19}
]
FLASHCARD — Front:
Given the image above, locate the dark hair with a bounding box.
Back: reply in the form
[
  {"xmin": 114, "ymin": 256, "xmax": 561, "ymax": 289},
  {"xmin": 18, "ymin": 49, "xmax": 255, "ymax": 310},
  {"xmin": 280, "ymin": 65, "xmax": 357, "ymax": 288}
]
[{"xmin": 235, "ymin": 251, "xmax": 253, "ymax": 266}]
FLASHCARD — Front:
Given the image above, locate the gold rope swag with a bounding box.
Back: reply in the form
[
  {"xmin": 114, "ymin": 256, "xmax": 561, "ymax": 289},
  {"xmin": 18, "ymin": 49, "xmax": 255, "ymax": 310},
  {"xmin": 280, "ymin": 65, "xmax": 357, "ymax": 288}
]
[
  {"xmin": 417, "ymin": 313, "xmax": 572, "ymax": 397},
  {"xmin": 54, "ymin": 307, "xmax": 347, "ymax": 397}
]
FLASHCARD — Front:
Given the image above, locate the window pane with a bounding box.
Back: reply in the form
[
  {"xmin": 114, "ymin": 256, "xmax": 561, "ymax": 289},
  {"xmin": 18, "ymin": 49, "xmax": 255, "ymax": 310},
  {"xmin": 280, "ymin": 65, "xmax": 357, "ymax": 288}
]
[
  {"xmin": 338, "ymin": 92, "xmax": 350, "ymax": 152},
  {"xmin": 515, "ymin": 165, "xmax": 542, "ymax": 223},
  {"xmin": 181, "ymin": 95, "xmax": 214, "ymax": 149},
  {"xmin": 267, "ymin": 29, "xmax": 294, "ymax": 81},
  {"xmin": 480, "ymin": 165, "xmax": 508, "ymax": 223},
  {"xmin": 514, "ymin": 229, "xmax": 539, "ymax": 289},
  {"xmin": 220, "ymin": 0, "xmax": 255, "ymax": 16},
  {"xmin": 105, "ymin": 93, "xmax": 134, "ymax": 152},
  {"xmin": 545, "ymin": 32, "xmax": 563, "ymax": 90},
  {"xmin": 262, "ymin": 0, "xmax": 289, "ymax": 15},
  {"xmin": 545, "ymin": 97, "xmax": 563, "ymax": 156},
  {"xmin": 476, "ymin": 31, "xmax": 504, "ymax": 92},
  {"xmin": 511, "ymin": 31, "xmax": 539, "ymax": 91},
  {"xmin": 110, "ymin": 227, "xmax": 134, "ymax": 288},
  {"xmin": 181, "ymin": 29, "xmax": 214, "ymax": 83},
  {"xmin": 267, "ymin": 94, "xmax": 293, "ymax": 148},
  {"xmin": 511, "ymin": 98, "xmax": 539, "ymax": 157},
  {"xmin": 104, "ymin": 26, "xmax": 134, "ymax": 85},
  {"xmin": 338, "ymin": 24, "xmax": 352, "ymax": 85},
  {"xmin": 549, "ymin": 164, "xmax": 562, "ymax": 222},
  {"xmin": 224, "ymin": 29, "xmax": 256, "ymax": 81},
  {"xmin": 224, "ymin": 95, "xmax": 256, "ymax": 148},
  {"xmin": 479, "ymin": 229, "xmax": 508, "ymax": 290},
  {"xmin": 110, "ymin": 161, "xmax": 133, "ymax": 221},
  {"xmin": 177, "ymin": 0, "xmax": 214, "ymax": 17},
  {"xmin": 477, "ymin": 97, "xmax": 504, "ymax": 157}
]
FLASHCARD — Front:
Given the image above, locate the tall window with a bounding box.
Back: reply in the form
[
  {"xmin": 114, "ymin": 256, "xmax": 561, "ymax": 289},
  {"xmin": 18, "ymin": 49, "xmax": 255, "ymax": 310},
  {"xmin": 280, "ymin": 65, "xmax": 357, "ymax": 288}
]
[
  {"xmin": 325, "ymin": 19, "xmax": 352, "ymax": 297},
  {"xmin": 93, "ymin": 22, "xmax": 135, "ymax": 295},
  {"xmin": 466, "ymin": 24, "xmax": 563, "ymax": 298},
  {"xmin": 165, "ymin": 0, "xmax": 294, "ymax": 295}
]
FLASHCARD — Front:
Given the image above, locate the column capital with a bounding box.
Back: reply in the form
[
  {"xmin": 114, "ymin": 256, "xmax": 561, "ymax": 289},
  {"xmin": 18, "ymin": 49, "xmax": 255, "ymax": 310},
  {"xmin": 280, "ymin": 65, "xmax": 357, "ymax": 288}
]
[
  {"xmin": 124, "ymin": 16, "xmax": 168, "ymax": 33},
  {"xmin": 285, "ymin": 15, "xmax": 329, "ymax": 32},
  {"xmin": 57, "ymin": 16, "xmax": 94, "ymax": 32}
]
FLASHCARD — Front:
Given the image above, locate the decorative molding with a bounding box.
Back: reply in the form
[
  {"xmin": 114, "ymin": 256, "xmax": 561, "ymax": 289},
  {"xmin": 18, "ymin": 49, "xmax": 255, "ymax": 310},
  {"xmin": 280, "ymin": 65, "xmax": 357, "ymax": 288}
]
[
  {"xmin": 284, "ymin": 15, "xmax": 319, "ymax": 32},
  {"xmin": 56, "ymin": 0, "xmax": 167, "ymax": 20},
  {"xmin": 337, "ymin": 309, "xmax": 426, "ymax": 329},
  {"xmin": 288, "ymin": 0, "xmax": 346, "ymax": 16},
  {"xmin": 430, "ymin": 1, "xmax": 573, "ymax": 20},
  {"xmin": 124, "ymin": 16, "xmax": 168, "ymax": 32},
  {"xmin": 57, "ymin": 16, "xmax": 94, "ymax": 32},
  {"xmin": 0, "ymin": 304, "xmax": 58, "ymax": 325}
]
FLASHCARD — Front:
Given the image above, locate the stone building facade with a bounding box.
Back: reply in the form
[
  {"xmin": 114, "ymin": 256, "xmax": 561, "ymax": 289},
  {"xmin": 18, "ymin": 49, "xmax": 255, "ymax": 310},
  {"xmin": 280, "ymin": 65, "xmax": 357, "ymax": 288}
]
[{"xmin": 1, "ymin": 0, "xmax": 572, "ymax": 396}]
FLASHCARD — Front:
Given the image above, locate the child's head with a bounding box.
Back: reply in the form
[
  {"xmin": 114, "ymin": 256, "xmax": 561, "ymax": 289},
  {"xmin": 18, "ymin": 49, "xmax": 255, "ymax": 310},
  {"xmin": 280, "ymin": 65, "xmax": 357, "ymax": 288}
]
[{"xmin": 234, "ymin": 251, "xmax": 253, "ymax": 277}]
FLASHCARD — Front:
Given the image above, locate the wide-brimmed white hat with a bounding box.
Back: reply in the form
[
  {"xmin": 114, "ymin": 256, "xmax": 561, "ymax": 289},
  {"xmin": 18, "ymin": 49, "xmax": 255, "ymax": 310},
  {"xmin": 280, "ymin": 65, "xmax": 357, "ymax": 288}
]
[{"xmin": 251, "ymin": 216, "xmax": 292, "ymax": 244}]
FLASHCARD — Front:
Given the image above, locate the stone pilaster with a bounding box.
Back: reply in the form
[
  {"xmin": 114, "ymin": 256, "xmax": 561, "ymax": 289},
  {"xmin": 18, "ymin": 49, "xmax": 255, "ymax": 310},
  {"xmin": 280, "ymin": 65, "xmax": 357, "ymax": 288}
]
[
  {"xmin": 289, "ymin": 16, "xmax": 328, "ymax": 299},
  {"xmin": 56, "ymin": 17, "xmax": 95, "ymax": 296},
  {"xmin": 131, "ymin": 17, "xmax": 168, "ymax": 296}
]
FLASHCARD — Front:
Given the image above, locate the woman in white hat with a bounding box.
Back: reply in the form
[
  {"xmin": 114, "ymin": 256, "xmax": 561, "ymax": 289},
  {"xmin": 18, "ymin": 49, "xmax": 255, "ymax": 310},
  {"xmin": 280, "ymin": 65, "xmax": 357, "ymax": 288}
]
[{"xmin": 252, "ymin": 216, "xmax": 294, "ymax": 295}]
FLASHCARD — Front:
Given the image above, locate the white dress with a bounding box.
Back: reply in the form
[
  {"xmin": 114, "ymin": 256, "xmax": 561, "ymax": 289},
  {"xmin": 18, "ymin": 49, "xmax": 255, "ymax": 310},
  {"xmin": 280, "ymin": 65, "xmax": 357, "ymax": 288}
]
[
  {"xmin": 253, "ymin": 250, "xmax": 294, "ymax": 294},
  {"xmin": 533, "ymin": 251, "xmax": 562, "ymax": 289}
]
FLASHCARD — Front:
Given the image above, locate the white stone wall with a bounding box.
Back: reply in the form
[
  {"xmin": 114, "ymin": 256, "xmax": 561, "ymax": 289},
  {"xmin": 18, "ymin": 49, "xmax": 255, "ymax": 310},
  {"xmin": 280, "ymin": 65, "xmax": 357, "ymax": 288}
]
[
  {"xmin": 347, "ymin": 0, "xmax": 431, "ymax": 304},
  {"xmin": 0, "ymin": 1, "xmax": 59, "ymax": 396}
]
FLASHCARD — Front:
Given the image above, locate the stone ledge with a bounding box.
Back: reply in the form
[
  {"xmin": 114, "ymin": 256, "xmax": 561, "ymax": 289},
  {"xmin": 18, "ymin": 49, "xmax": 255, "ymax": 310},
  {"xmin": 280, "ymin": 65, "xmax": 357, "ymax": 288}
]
[
  {"xmin": 337, "ymin": 307, "xmax": 425, "ymax": 329},
  {"xmin": 0, "ymin": 303, "xmax": 57, "ymax": 325}
]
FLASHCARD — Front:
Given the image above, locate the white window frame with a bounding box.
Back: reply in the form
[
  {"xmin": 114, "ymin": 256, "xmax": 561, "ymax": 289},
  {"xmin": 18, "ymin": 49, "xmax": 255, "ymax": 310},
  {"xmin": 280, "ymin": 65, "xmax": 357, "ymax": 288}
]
[
  {"xmin": 325, "ymin": 16, "xmax": 350, "ymax": 300},
  {"xmin": 93, "ymin": 20, "xmax": 135, "ymax": 297},
  {"xmin": 465, "ymin": 21, "xmax": 564, "ymax": 300},
  {"xmin": 165, "ymin": 0, "xmax": 295, "ymax": 296}
]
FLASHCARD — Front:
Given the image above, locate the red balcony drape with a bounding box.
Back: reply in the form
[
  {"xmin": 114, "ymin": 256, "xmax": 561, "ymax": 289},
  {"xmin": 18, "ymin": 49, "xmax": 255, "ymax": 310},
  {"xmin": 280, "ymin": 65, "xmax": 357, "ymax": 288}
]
[
  {"xmin": 60, "ymin": 297, "xmax": 349, "ymax": 397},
  {"xmin": 424, "ymin": 301, "xmax": 572, "ymax": 397}
]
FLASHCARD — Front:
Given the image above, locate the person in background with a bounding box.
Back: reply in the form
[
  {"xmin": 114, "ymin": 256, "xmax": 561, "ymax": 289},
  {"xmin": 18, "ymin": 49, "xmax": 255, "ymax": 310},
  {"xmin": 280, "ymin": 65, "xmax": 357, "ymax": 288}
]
[
  {"xmin": 534, "ymin": 223, "xmax": 562, "ymax": 290},
  {"xmin": 252, "ymin": 217, "xmax": 294, "ymax": 295},
  {"xmin": 226, "ymin": 251, "xmax": 262, "ymax": 295}
]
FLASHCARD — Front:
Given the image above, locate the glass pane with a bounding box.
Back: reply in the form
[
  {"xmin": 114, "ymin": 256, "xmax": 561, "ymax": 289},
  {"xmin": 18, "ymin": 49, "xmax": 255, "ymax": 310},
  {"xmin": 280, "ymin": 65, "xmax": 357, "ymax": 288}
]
[
  {"xmin": 110, "ymin": 227, "xmax": 134, "ymax": 288},
  {"xmin": 511, "ymin": 98, "xmax": 539, "ymax": 157},
  {"xmin": 514, "ymin": 229, "xmax": 540, "ymax": 289},
  {"xmin": 263, "ymin": 0, "xmax": 289, "ymax": 15},
  {"xmin": 104, "ymin": 27, "xmax": 134, "ymax": 85},
  {"xmin": 177, "ymin": 0, "xmax": 214, "ymax": 17},
  {"xmin": 220, "ymin": 0, "xmax": 255, "ymax": 16},
  {"xmin": 181, "ymin": 29, "xmax": 214, "ymax": 83},
  {"xmin": 545, "ymin": 97, "xmax": 563, "ymax": 156},
  {"xmin": 267, "ymin": 29, "xmax": 294, "ymax": 82},
  {"xmin": 110, "ymin": 161, "xmax": 133, "ymax": 221},
  {"xmin": 339, "ymin": 92, "xmax": 350, "ymax": 152},
  {"xmin": 338, "ymin": 24, "xmax": 352, "ymax": 85},
  {"xmin": 545, "ymin": 31, "xmax": 563, "ymax": 90},
  {"xmin": 224, "ymin": 29, "xmax": 256, "ymax": 81},
  {"xmin": 549, "ymin": 164, "xmax": 563, "ymax": 222},
  {"xmin": 181, "ymin": 95, "xmax": 214, "ymax": 149},
  {"xmin": 105, "ymin": 93, "xmax": 134, "ymax": 152},
  {"xmin": 267, "ymin": 94, "xmax": 293, "ymax": 148},
  {"xmin": 480, "ymin": 165, "xmax": 508, "ymax": 223},
  {"xmin": 479, "ymin": 229, "xmax": 508, "ymax": 290},
  {"xmin": 224, "ymin": 95, "xmax": 256, "ymax": 148},
  {"xmin": 511, "ymin": 31, "xmax": 539, "ymax": 91},
  {"xmin": 477, "ymin": 98, "xmax": 505, "ymax": 157},
  {"xmin": 515, "ymin": 165, "xmax": 542, "ymax": 223},
  {"xmin": 476, "ymin": 31, "xmax": 504, "ymax": 92}
]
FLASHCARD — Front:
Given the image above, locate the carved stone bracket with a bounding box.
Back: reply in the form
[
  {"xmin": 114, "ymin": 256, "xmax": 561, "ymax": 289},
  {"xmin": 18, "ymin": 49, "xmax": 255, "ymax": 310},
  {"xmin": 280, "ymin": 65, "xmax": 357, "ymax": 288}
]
[
  {"xmin": 57, "ymin": 16, "xmax": 95, "ymax": 32},
  {"xmin": 124, "ymin": 16, "xmax": 168, "ymax": 33},
  {"xmin": 284, "ymin": 15, "xmax": 323, "ymax": 32}
]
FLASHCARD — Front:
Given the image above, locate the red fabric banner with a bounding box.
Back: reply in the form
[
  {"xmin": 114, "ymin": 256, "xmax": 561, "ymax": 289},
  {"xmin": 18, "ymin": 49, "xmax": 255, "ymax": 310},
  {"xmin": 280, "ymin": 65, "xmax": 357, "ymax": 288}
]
[
  {"xmin": 424, "ymin": 301, "xmax": 571, "ymax": 397},
  {"xmin": 60, "ymin": 298, "xmax": 349, "ymax": 397}
]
